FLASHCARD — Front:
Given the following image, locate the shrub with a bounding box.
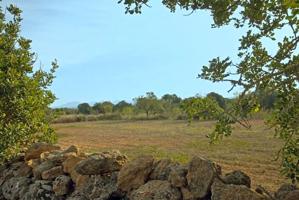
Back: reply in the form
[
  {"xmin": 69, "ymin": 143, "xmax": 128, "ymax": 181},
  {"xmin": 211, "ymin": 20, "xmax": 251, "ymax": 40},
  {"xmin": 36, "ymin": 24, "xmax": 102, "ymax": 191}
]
[{"xmin": 0, "ymin": 5, "xmax": 58, "ymax": 162}]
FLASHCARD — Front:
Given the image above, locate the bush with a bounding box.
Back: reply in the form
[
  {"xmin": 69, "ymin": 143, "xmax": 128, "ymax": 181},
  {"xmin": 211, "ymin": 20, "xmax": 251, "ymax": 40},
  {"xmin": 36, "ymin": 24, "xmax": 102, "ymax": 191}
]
[{"xmin": 0, "ymin": 5, "xmax": 57, "ymax": 162}]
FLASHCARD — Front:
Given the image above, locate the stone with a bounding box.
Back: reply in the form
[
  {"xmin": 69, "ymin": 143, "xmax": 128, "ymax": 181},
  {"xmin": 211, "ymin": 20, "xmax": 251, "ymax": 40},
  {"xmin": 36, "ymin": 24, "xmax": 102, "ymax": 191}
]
[
  {"xmin": 41, "ymin": 166, "xmax": 64, "ymax": 180},
  {"xmin": 181, "ymin": 187, "xmax": 195, "ymax": 200},
  {"xmin": 12, "ymin": 162, "xmax": 32, "ymax": 177},
  {"xmin": 211, "ymin": 179, "xmax": 268, "ymax": 200},
  {"xmin": 285, "ymin": 190, "xmax": 299, "ymax": 200},
  {"xmin": 0, "ymin": 168, "xmax": 14, "ymax": 187},
  {"xmin": 63, "ymin": 155, "xmax": 86, "ymax": 182},
  {"xmin": 117, "ymin": 155, "xmax": 154, "ymax": 192},
  {"xmin": 63, "ymin": 155, "xmax": 85, "ymax": 174},
  {"xmin": 74, "ymin": 174, "xmax": 90, "ymax": 189},
  {"xmin": 66, "ymin": 191, "xmax": 89, "ymax": 200},
  {"xmin": 68, "ymin": 172, "xmax": 120, "ymax": 200},
  {"xmin": 75, "ymin": 151, "xmax": 127, "ymax": 175},
  {"xmin": 222, "ymin": 170, "xmax": 251, "ymax": 188},
  {"xmin": 88, "ymin": 173, "xmax": 118, "ymax": 200},
  {"xmin": 168, "ymin": 165, "xmax": 188, "ymax": 188},
  {"xmin": 2, "ymin": 177, "xmax": 31, "ymax": 200},
  {"xmin": 130, "ymin": 180, "xmax": 182, "ymax": 200},
  {"xmin": 149, "ymin": 159, "xmax": 178, "ymax": 181},
  {"xmin": 53, "ymin": 175, "xmax": 73, "ymax": 196},
  {"xmin": 186, "ymin": 156, "xmax": 220, "ymax": 199},
  {"xmin": 22, "ymin": 180, "xmax": 55, "ymax": 200},
  {"xmin": 275, "ymin": 183, "xmax": 298, "ymax": 200},
  {"xmin": 62, "ymin": 145, "xmax": 80, "ymax": 155},
  {"xmin": 25, "ymin": 142, "xmax": 61, "ymax": 161},
  {"xmin": 33, "ymin": 160, "xmax": 55, "ymax": 180},
  {"xmin": 26, "ymin": 159, "xmax": 41, "ymax": 169}
]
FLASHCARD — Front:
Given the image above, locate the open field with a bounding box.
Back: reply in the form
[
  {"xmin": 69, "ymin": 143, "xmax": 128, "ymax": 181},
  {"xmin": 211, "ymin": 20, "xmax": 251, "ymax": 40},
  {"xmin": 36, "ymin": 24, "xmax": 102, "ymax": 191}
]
[{"xmin": 53, "ymin": 119, "xmax": 288, "ymax": 191}]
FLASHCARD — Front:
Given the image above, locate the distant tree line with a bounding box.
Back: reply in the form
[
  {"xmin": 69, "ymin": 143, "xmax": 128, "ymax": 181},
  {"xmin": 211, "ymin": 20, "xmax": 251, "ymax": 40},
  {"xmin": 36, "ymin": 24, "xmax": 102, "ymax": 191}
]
[{"xmin": 52, "ymin": 90, "xmax": 277, "ymax": 123}]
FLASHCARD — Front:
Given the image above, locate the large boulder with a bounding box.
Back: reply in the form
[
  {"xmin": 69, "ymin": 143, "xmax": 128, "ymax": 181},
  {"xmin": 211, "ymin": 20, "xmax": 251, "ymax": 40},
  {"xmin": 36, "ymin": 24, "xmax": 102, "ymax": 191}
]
[
  {"xmin": 186, "ymin": 156, "xmax": 220, "ymax": 199},
  {"xmin": 211, "ymin": 179, "xmax": 268, "ymax": 200},
  {"xmin": 275, "ymin": 183, "xmax": 298, "ymax": 200},
  {"xmin": 75, "ymin": 151, "xmax": 127, "ymax": 175},
  {"xmin": 222, "ymin": 170, "xmax": 251, "ymax": 188},
  {"xmin": 130, "ymin": 180, "xmax": 182, "ymax": 200},
  {"xmin": 53, "ymin": 175, "xmax": 73, "ymax": 196},
  {"xmin": 168, "ymin": 165, "xmax": 188, "ymax": 188},
  {"xmin": 25, "ymin": 143, "xmax": 61, "ymax": 161},
  {"xmin": 2, "ymin": 177, "xmax": 31, "ymax": 200},
  {"xmin": 117, "ymin": 155, "xmax": 154, "ymax": 192},
  {"xmin": 149, "ymin": 159, "xmax": 178, "ymax": 181}
]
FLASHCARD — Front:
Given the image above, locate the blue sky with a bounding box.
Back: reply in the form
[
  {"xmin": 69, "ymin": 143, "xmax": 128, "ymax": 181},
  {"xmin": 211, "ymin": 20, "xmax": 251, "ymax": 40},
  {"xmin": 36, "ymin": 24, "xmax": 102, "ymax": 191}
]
[{"xmin": 2, "ymin": 0, "xmax": 245, "ymax": 107}]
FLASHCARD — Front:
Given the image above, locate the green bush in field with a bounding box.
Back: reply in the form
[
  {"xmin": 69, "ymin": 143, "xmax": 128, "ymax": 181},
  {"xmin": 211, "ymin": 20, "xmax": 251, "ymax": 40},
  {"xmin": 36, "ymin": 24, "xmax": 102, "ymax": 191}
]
[
  {"xmin": 78, "ymin": 103, "xmax": 92, "ymax": 115},
  {"xmin": 0, "ymin": 5, "xmax": 58, "ymax": 162},
  {"xmin": 119, "ymin": 0, "xmax": 299, "ymax": 182}
]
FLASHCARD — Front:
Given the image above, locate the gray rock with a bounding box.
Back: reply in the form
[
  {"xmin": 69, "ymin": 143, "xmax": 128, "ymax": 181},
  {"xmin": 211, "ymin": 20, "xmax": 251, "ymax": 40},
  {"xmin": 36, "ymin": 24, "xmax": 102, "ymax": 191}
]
[
  {"xmin": 2, "ymin": 177, "xmax": 31, "ymax": 200},
  {"xmin": 88, "ymin": 173, "xmax": 118, "ymax": 200},
  {"xmin": 285, "ymin": 190, "xmax": 299, "ymax": 200},
  {"xmin": 168, "ymin": 165, "xmax": 188, "ymax": 188},
  {"xmin": 66, "ymin": 191, "xmax": 88, "ymax": 200},
  {"xmin": 149, "ymin": 159, "xmax": 178, "ymax": 181},
  {"xmin": 22, "ymin": 180, "xmax": 55, "ymax": 200},
  {"xmin": 222, "ymin": 170, "xmax": 251, "ymax": 188},
  {"xmin": 62, "ymin": 145, "xmax": 80, "ymax": 155},
  {"xmin": 75, "ymin": 151, "xmax": 127, "ymax": 175},
  {"xmin": 33, "ymin": 160, "xmax": 55, "ymax": 180},
  {"xmin": 211, "ymin": 179, "xmax": 268, "ymax": 200},
  {"xmin": 53, "ymin": 175, "xmax": 73, "ymax": 196},
  {"xmin": 12, "ymin": 162, "xmax": 32, "ymax": 178},
  {"xmin": 41, "ymin": 166, "xmax": 64, "ymax": 180},
  {"xmin": 130, "ymin": 180, "xmax": 182, "ymax": 200},
  {"xmin": 69, "ymin": 172, "xmax": 119, "ymax": 200},
  {"xmin": 275, "ymin": 183, "xmax": 298, "ymax": 200},
  {"xmin": 117, "ymin": 155, "xmax": 154, "ymax": 192},
  {"xmin": 186, "ymin": 156, "xmax": 220, "ymax": 199}
]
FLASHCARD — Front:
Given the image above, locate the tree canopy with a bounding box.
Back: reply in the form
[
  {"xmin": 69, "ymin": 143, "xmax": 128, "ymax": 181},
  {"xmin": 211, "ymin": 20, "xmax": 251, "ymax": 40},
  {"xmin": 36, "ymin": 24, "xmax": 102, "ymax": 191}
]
[
  {"xmin": 134, "ymin": 92, "xmax": 163, "ymax": 118},
  {"xmin": 119, "ymin": 0, "xmax": 299, "ymax": 182}
]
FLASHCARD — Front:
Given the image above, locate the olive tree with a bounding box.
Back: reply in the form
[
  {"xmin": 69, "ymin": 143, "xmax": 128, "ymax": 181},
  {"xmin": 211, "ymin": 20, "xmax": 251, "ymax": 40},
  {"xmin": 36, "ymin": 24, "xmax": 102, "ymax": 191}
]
[
  {"xmin": 0, "ymin": 5, "xmax": 58, "ymax": 161},
  {"xmin": 119, "ymin": 0, "xmax": 299, "ymax": 182}
]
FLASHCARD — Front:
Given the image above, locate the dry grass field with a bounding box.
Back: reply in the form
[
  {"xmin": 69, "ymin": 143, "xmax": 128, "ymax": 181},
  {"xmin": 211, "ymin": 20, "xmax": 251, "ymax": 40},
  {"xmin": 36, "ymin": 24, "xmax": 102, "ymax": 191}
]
[{"xmin": 53, "ymin": 119, "xmax": 288, "ymax": 192}]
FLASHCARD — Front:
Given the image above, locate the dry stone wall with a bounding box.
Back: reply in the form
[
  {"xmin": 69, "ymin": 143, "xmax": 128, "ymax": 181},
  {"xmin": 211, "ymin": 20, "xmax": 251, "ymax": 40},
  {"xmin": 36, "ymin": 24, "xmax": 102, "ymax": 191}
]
[{"xmin": 0, "ymin": 143, "xmax": 298, "ymax": 200}]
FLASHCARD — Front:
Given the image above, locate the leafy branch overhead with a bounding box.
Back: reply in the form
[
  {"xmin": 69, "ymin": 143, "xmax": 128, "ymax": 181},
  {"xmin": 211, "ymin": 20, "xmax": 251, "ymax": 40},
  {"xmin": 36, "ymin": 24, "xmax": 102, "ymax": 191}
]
[{"xmin": 119, "ymin": 0, "xmax": 299, "ymax": 182}]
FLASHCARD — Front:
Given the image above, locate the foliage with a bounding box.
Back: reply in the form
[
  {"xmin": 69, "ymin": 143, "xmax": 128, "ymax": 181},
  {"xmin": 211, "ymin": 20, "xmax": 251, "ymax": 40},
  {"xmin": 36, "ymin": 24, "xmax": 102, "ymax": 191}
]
[
  {"xmin": 134, "ymin": 92, "xmax": 163, "ymax": 118},
  {"xmin": 0, "ymin": 5, "xmax": 58, "ymax": 162},
  {"xmin": 113, "ymin": 100, "xmax": 132, "ymax": 112},
  {"xmin": 181, "ymin": 96, "xmax": 224, "ymax": 122},
  {"xmin": 119, "ymin": 0, "xmax": 299, "ymax": 182},
  {"xmin": 161, "ymin": 94, "xmax": 182, "ymax": 119},
  {"xmin": 78, "ymin": 103, "xmax": 91, "ymax": 114},
  {"xmin": 207, "ymin": 92, "xmax": 226, "ymax": 109},
  {"xmin": 92, "ymin": 101, "xmax": 114, "ymax": 115}
]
